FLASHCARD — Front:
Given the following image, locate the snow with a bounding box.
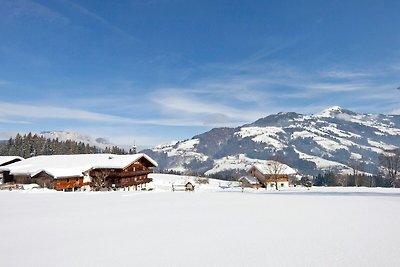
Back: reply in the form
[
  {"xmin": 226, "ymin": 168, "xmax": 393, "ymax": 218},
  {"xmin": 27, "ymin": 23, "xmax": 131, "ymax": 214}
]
[
  {"xmin": 236, "ymin": 127, "xmax": 286, "ymax": 149},
  {"xmin": 0, "ymin": 154, "xmax": 157, "ymax": 178},
  {"xmin": 1, "ymin": 177, "xmax": 400, "ymax": 267},
  {"xmin": 156, "ymin": 139, "xmax": 208, "ymax": 172},
  {"xmin": 153, "ymin": 140, "xmax": 179, "ymax": 150},
  {"xmin": 252, "ymin": 162, "xmax": 297, "ymax": 175},
  {"xmin": 204, "ymin": 154, "xmax": 296, "ymax": 176},
  {"xmin": 237, "ymin": 126, "xmax": 284, "ymax": 138},
  {"xmin": 150, "ymin": 173, "xmax": 236, "ymax": 192},
  {"xmin": 321, "ymin": 125, "xmax": 361, "ymax": 138},
  {"xmin": 238, "ymin": 175, "xmax": 259, "ymax": 184},
  {"xmin": 295, "ymin": 148, "xmax": 349, "ymax": 170},
  {"xmin": 292, "ymin": 130, "xmax": 348, "ymax": 151},
  {"xmin": 315, "ymin": 106, "xmax": 344, "ymax": 117},
  {"xmin": 0, "ymin": 156, "xmax": 23, "ymax": 166},
  {"xmin": 313, "ymin": 136, "xmax": 348, "ymax": 151},
  {"xmin": 367, "ymin": 139, "xmax": 398, "ymax": 150}
]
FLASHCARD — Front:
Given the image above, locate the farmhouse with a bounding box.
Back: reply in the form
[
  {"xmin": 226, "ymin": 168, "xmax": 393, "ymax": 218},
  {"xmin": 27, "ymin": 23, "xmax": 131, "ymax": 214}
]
[
  {"xmin": 0, "ymin": 153, "xmax": 157, "ymax": 191},
  {"xmin": 248, "ymin": 161, "xmax": 296, "ymax": 190}
]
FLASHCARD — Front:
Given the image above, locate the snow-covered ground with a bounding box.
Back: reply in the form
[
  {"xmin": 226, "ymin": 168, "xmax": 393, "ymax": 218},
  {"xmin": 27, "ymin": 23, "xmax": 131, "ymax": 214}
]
[{"xmin": 1, "ymin": 174, "xmax": 400, "ymax": 266}]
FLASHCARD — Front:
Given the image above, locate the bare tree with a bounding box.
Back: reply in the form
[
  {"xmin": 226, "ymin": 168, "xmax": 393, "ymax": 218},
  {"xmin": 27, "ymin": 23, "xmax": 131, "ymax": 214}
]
[
  {"xmin": 266, "ymin": 157, "xmax": 286, "ymax": 190},
  {"xmin": 90, "ymin": 169, "xmax": 111, "ymax": 191},
  {"xmin": 380, "ymin": 149, "xmax": 400, "ymax": 188},
  {"xmin": 348, "ymin": 158, "xmax": 363, "ymax": 187},
  {"xmin": 337, "ymin": 174, "xmax": 348, "ymax": 187}
]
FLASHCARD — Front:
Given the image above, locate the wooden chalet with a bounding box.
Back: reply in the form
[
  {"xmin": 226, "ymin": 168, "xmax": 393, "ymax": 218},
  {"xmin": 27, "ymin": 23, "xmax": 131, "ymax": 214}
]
[
  {"xmin": 248, "ymin": 162, "xmax": 296, "ymax": 190},
  {"xmin": 0, "ymin": 154, "xmax": 157, "ymax": 191}
]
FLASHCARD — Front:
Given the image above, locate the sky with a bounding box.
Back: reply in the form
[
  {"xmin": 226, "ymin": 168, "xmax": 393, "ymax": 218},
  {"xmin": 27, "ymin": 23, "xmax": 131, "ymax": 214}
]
[{"xmin": 0, "ymin": 0, "xmax": 400, "ymax": 149}]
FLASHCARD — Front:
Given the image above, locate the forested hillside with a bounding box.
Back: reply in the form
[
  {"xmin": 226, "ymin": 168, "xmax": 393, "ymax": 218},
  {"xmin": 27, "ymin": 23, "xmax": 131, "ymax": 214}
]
[{"xmin": 0, "ymin": 133, "xmax": 126, "ymax": 158}]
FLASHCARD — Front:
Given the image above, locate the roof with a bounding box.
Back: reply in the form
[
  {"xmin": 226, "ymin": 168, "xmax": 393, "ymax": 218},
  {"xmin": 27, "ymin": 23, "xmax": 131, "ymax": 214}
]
[
  {"xmin": 0, "ymin": 156, "xmax": 24, "ymax": 166},
  {"xmin": 0, "ymin": 153, "xmax": 157, "ymax": 179},
  {"xmin": 239, "ymin": 175, "xmax": 260, "ymax": 185},
  {"xmin": 249, "ymin": 161, "xmax": 297, "ymax": 175}
]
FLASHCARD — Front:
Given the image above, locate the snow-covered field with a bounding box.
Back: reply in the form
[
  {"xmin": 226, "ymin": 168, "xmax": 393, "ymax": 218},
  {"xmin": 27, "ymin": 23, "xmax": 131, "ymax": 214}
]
[{"xmin": 1, "ymin": 174, "xmax": 400, "ymax": 266}]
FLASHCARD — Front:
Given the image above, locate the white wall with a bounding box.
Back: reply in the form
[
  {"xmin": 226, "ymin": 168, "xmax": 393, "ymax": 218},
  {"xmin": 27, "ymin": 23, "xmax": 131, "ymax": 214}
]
[{"xmin": 266, "ymin": 181, "xmax": 289, "ymax": 190}]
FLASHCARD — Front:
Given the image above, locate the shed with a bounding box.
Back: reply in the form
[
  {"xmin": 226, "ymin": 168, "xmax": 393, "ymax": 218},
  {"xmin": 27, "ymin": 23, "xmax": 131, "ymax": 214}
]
[
  {"xmin": 238, "ymin": 175, "xmax": 262, "ymax": 189},
  {"xmin": 172, "ymin": 180, "xmax": 195, "ymax": 192}
]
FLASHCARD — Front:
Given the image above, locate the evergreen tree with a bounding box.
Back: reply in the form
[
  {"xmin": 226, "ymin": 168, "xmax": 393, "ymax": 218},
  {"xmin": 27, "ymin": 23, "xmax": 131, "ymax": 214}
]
[{"xmin": 0, "ymin": 133, "xmax": 127, "ymax": 157}]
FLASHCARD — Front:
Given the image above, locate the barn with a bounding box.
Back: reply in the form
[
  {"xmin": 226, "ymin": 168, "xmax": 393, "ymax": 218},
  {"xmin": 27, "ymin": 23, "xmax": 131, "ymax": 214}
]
[{"xmin": 0, "ymin": 154, "xmax": 157, "ymax": 191}]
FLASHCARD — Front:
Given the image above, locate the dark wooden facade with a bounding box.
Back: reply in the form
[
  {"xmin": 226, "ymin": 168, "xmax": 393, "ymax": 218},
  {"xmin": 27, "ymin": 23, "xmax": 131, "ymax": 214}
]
[{"xmin": 89, "ymin": 159, "xmax": 153, "ymax": 190}]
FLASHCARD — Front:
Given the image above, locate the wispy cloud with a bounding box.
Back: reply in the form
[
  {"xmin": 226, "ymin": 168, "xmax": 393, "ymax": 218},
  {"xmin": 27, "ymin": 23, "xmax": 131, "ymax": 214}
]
[
  {"xmin": 152, "ymin": 92, "xmax": 265, "ymax": 125},
  {"xmin": 302, "ymin": 81, "xmax": 370, "ymax": 92},
  {"xmin": 320, "ymin": 70, "xmax": 373, "ymax": 79},
  {"xmin": 60, "ymin": 0, "xmax": 140, "ymax": 42},
  {"xmin": 0, "ymin": 101, "xmax": 224, "ymax": 127},
  {"xmin": 0, "ymin": 101, "xmax": 132, "ymax": 123},
  {"xmin": 0, "ymin": 0, "xmax": 68, "ymax": 23},
  {"xmin": 146, "ymin": 56, "xmax": 400, "ymax": 125},
  {"xmin": 0, "ymin": 79, "xmax": 11, "ymax": 86}
]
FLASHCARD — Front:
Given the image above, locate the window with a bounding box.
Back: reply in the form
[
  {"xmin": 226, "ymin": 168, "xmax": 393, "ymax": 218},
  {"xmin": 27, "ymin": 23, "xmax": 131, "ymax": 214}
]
[
  {"xmin": 66, "ymin": 179, "xmax": 70, "ymax": 183},
  {"xmin": 281, "ymin": 183, "xmax": 285, "ymax": 187},
  {"xmin": 270, "ymin": 183, "xmax": 275, "ymax": 187}
]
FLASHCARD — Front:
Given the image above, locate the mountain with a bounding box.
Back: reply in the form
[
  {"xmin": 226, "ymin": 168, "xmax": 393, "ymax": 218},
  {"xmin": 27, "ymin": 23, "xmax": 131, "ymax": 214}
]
[
  {"xmin": 142, "ymin": 107, "xmax": 400, "ymax": 177},
  {"xmin": 39, "ymin": 131, "xmax": 113, "ymax": 149}
]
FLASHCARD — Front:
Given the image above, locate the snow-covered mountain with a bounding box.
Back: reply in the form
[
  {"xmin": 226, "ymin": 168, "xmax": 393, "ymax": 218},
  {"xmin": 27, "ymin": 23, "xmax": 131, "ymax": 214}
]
[
  {"xmin": 142, "ymin": 107, "xmax": 400, "ymax": 177},
  {"xmin": 39, "ymin": 131, "xmax": 113, "ymax": 149}
]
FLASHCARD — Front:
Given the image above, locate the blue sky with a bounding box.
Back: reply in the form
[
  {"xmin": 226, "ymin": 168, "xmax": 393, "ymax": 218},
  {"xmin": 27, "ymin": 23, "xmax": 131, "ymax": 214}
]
[{"xmin": 0, "ymin": 0, "xmax": 400, "ymax": 148}]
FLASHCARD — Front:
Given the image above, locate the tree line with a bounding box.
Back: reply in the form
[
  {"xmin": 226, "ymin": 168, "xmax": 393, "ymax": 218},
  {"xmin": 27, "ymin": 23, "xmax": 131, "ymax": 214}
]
[
  {"xmin": 0, "ymin": 133, "xmax": 128, "ymax": 158},
  {"xmin": 312, "ymin": 172, "xmax": 394, "ymax": 188}
]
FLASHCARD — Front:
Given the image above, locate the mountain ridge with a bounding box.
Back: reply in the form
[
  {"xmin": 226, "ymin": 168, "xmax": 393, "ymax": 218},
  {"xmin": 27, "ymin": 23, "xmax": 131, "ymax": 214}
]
[{"xmin": 142, "ymin": 107, "xmax": 400, "ymax": 177}]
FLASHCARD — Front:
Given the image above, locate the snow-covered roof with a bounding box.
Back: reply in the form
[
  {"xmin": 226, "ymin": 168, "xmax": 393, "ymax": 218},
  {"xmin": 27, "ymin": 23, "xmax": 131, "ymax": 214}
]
[
  {"xmin": 239, "ymin": 175, "xmax": 260, "ymax": 185},
  {"xmin": 249, "ymin": 161, "xmax": 297, "ymax": 175},
  {"xmin": 0, "ymin": 153, "xmax": 157, "ymax": 179},
  {"xmin": 0, "ymin": 156, "xmax": 24, "ymax": 166}
]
